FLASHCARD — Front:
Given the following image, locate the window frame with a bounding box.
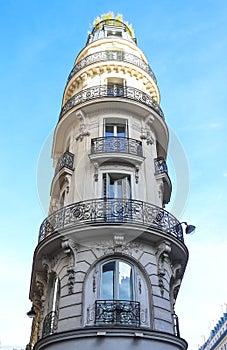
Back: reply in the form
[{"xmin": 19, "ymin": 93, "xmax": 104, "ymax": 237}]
[{"xmin": 100, "ymin": 259, "xmax": 134, "ymax": 300}]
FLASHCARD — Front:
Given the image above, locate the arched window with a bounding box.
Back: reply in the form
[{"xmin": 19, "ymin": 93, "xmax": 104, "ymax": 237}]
[{"xmin": 84, "ymin": 258, "xmax": 150, "ymax": 328}]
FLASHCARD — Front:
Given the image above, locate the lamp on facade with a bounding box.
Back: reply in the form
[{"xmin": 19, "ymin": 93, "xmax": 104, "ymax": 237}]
[
  {"xmin": 27, "ymin": 306, "xmax": 36, "ymax": 318},
  {"xmin": 180, "ymin": 222, "xmax": 196, "ymax": 235}
]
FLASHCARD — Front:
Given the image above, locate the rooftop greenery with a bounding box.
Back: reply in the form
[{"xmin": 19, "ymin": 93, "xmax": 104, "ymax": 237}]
[{"xmin": 92, "ymin": 12, "xmax": 135, "ymax": 38}]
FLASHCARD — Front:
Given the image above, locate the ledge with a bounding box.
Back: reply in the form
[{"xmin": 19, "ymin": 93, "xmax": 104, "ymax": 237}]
[{"xmin": 34, "ymin": 327, "xmax": 188, "ymax": 350}]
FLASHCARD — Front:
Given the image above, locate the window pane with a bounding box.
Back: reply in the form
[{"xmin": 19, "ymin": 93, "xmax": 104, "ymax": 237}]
[
  {"xmin": 119, "ymin": 262, "xmax": 133, "ymax": 300},
  {"xmin": 105, "ymin": 125, "xmax": 114, "ymax": 137},
  {"xmin": 117, "ymin": 125, "xmax": 126, "ymax": 137},
  {"xmin": 102, "ymin": 261, "xmax": 115, "ymax": 299}
]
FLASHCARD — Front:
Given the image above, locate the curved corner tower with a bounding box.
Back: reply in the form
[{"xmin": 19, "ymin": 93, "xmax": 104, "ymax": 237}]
[{"xmin": 27, "ymin": 15, "xmax": 188, "ymax": 350}]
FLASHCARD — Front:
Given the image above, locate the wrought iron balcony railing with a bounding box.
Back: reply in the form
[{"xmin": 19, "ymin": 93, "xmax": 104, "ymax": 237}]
[
  {"xmin": 42, "ymin": 311, "xmax": 58, "ymax": 338},
  {"xmin": 54, "ymin": 151, "xmax": 74, "ymax": 176},
  {"xmin": 91, "ymin": 137, "xmax": 143, "ymax": 157},
  {"xmin": 38, "ymin": 198, "xmax": 183, "ymax": 243},
  {"xmin": 95, "ymin": 300, "xmax": 140, "ymax": 327},
  {"xmin": 59, "ymin": 84, "xmax": 164, "ymax": 120},
  {"xmin": 154, "ymin": 157, "xmax": 168, "ymax": 174},
  {"xmin": 68, "ymin": 50, "xmax": 156, "ymax": 82}
]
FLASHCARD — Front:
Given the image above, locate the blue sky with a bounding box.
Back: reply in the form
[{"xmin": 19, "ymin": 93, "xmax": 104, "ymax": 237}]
[{"xmin": 0, "ymin": 1, "xmax": 227, "ymax": 348}]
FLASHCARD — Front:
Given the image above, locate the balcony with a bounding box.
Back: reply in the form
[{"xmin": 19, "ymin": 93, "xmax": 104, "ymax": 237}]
[
  {"xmin": 95, "ymin": 300, "xmax": 140, "ymax": 327},
  {"xmin": 42, "ymin": 311, "xmax": 58, "ymax": 338},
  {"xmin": 59, "ymin": 84, "xmax": 164, "ymax": 120},
  {"xmin": 154, "ymin": 157, "xmax": 172, "ymax": 205},
  {"xmin": 38, "ymin": 198, "xmax": 183, "ymax": 243},
  {"xmin": 54, "ymin": 151, "xmax": 74, "ymax": 176},
  {"xmin": 154, "ymin": 157, "xmax": 168, "ymax": 174},
  {"xmin": 68, "ymin": 50, "xmax": 156, "ymax": 83},
  {"xmin": 89, "ymin": 136, "xmax": 144, "ymax": 165}
]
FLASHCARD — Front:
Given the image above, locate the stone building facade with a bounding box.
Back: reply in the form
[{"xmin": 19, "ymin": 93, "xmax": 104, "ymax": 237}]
[
  {"xmin": 27, "ymin": 14, "xmax": 189, "ymax": 350},
  {"xmin": 199, "ymin": 312, "xmax": 227, "ymax": 350}
]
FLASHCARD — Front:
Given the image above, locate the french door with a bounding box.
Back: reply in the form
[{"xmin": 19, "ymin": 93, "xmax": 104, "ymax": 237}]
[
  {"xmin": 103, "ymin": 173, "xmax": 131, "ymax": 199},
  {"xmin": 103, "ymin": 173, "xmax": 131, "ymax": 221},
  {"xmin": 104, "ymin": 121, "xmax": 128, "ymax": 152}
]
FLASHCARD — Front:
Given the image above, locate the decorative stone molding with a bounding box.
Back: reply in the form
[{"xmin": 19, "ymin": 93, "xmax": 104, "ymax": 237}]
[
  {"xmin": 65, "ymin": 174, "xmax": 71, "ymax": 194},
  {"xmin": 140, "ymin": 127, "xmax": 154, "ymax": 146},
  {"xmin": 86, "ymin": 304, "xmax": 95, "ymax": 324},
  {"xmin": 64, "ymin": 63, "xmax": 159, "ymax": 104},
  {"xmin": 95, "ymin": 236, "xmax": 142, "ymax": 256},
  {"xmin": 50, "ymin": 197, "xmax": 58, "ymax": 213},
  {"xmin": 135, "ymin": 164, "xmax": 139, "ymax": 184},
  {"xmin": 35, "ymin": 272, "xmax": 47, "ymax": 297},
  {"xmin": 42, "ymin": 254, "xmax": 63, "ymax": 274},
  {"xmin": 171, "ymin": 263, "xmax": 182, "ymax": 304},
  {"xmin": 92, "ymin": 267, "xmax": 98, "ymax": 293},
  {"xmin": 94, "ymin": 162, "xmax": 99, "ymax": 182},
  {"xmin": 156, "ymin": 241, "xmax": 171, "ymax": 297},
  {"xmin": 61, "ymin": 239, "xmax": 78, "ymax": 294},
  {"xmin": 67, "ymin": 266, "xmax": 76, "ymax": 294},
  {"xmin": 75, "ymin": 110, "xmax": 90, "ymax": 141}
]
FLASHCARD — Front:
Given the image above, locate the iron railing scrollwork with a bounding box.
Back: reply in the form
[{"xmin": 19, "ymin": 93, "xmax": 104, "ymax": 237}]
[
  {"xmin": 154, "ymin": 157, "xmax": 168, "ymax": 174},
  {"xmin": 54, "ymin": 151, "xmax": 74, "ymax": 176},
  {"xmin": 38, "ymin": 198, "xmax": 184, "ymax": 243},
  {"xmin": 42, "ymin": 311, "xmax": 58, "ymax": 338},
  {"xmin": 59, "ymin": 84, "xmax": 164, "ymax": 120},
  {"xmin": 91, "ymin": 137, "xmax": 143, "ymax": 157},
  {"xmin": 95, "ymin": 300, "xmax": 140, "ymax": 327},
  {"xmin": 68, "ymin": 50, "xmax": 156, "ymax": 82}
]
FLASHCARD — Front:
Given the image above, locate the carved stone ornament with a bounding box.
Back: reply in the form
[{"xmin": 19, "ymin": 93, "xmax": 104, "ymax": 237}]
[
  {"xmin": 35, "ymin": 272, "xmax": 47, "ymax": 298},
  {"xmin": 75, "ymin": 110, "xmax": 90, "ymax": 141},
  {"xmin": 94, "ymin": 162, "xmax": 99, "ymax": 182},
  {"xmin": 156, "ymin": 241, "xmax": 171, "ymax": 297},
  {"xmin": 61, "ymin": 239, "xmax": 78, "ymax": 294},
  {"xmin": 95, "ymin": 235, "xmax": 142, "ymax": 256},
  {"xmin": 135, "ymin": 164, "xmax": 139, "ymax": 184},
  {"xmin": 171, "ymin": 263, "xmax": 182, "ymax": 303},
  {"xmin": 67, "ymin": 266, "xmax": 75, "ymax": 294},
  {"xmin": 87, "ymin": 305, "xmax": 95, "ymax": 324}
]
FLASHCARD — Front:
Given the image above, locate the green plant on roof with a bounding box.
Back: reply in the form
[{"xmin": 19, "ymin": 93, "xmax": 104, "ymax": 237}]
[{"xmin": 93, "ymin": 12, "xmax": 135, "ymax": 38}]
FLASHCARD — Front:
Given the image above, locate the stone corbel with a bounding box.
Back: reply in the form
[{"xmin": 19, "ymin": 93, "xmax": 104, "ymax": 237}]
[
  {"xmin": 42, "ymin": 256, "xmax": 51, "ymax": 274},
  {"xmin": 140, "ymin": 115, "xmax": 154, "ymax": 145},
  {"xmin": 35, "ymin": 272, "xmax": 47, "ymax": 299},
  {"xmin": 75, "ymin": 110, "xmax": 90, "ymax": 141},
  {"xmin": 156, "ymin": 241, "xmax": 171, "ymax": 297},
  {"xmin": 61, "ymin": 239, "xmax": 78, "ymax": 294}
]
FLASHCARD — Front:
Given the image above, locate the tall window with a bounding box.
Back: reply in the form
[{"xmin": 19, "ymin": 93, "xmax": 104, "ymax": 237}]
[
  {"xmin": 101, "ymin": 260, "xmax": 133, "ymax": 300},
  {"xmin": 103, "ymin": 173, "xmax": 131, "ymax": 199},
  {"xmin": 84, "ymin": 258, "xmax": 150, "ymax": 327},
  {"xmin": 42, "ymin": 274, "xmax": 60, "ymax": 337}
]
